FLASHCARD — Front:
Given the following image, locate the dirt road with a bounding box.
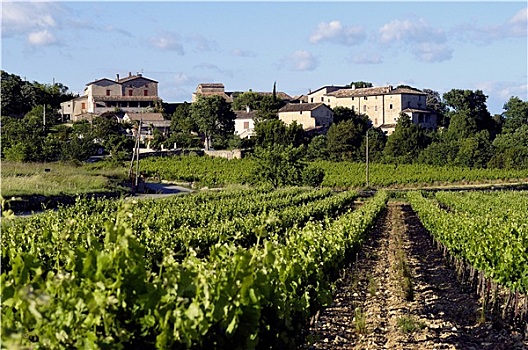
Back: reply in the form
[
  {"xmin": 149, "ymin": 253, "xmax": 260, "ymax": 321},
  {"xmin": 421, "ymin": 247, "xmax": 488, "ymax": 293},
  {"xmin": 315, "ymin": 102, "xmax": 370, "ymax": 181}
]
[{"xmin": 303, "ymin": 202, "xmax": 527, "ymax": 350}]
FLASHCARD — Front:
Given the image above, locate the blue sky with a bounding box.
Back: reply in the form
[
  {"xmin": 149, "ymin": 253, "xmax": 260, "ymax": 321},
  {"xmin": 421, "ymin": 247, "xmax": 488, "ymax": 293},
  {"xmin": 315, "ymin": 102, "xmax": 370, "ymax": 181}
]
[{"xmin": 2, "ymin": 1, "xmax": 527, "ymax": 115}]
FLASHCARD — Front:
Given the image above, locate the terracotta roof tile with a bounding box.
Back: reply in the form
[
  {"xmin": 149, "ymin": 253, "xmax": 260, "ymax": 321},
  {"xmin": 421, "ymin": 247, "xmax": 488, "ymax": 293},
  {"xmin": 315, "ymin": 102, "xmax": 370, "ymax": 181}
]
[{"xmin": 279, "ymin": 102, "xmax": 330, "ymax": 113}]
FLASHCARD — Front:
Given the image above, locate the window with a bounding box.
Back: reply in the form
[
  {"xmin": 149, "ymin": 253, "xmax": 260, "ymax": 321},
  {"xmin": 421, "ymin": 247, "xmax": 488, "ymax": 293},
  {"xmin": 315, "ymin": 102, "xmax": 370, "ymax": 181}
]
[
  {"xmin": 374, "ymin": 118, "xmax": 378, "ymax": 125},
  {"xmin": 144, "ymin": 90, "xmax": 148, "ymax": 96},
  {"xmin": 310, "ymin": 98, "xmax": 314, "ymax": 103},
  {"xmin": 363, "ymin": 105, "xmax": 367, "ymax": 112},
  {"xmin": 81, "ymin": 102, "xmax": 86, "ymax": 109},
  {"xmin": 128, "ymin": 90, "xmax": 133, "ymax": 96},
  {"xmin": 351, "ymin": 97, "xmax": 354, "ymax": 101},
  {"xmin": 375, "ymin": 106, "xmax": 378, "ymax": 112},
  {"xmin": 106, "ymin": 89, "xmax": 111, "ymax": 96},
  {"xmin": 389, "ymin": 104, "xmax": 393, "ymax": 109},
  {"xmin": 243, "ymin": 121, "xmax": 250, "ymax": 129},
  {"xmin": 300, "ymin": 111, "xmax": 303, "ymax": 114},
  {"xmin": 364, "ymin": 96, "xmax": 368, "ymax": 100},
  {"xmin": 321, "ymin": 97, "xmax": 324, "ymax": 102},
  {"xmin": 351, "ymin": 106, "xmax": 355, "ymax": 111}
]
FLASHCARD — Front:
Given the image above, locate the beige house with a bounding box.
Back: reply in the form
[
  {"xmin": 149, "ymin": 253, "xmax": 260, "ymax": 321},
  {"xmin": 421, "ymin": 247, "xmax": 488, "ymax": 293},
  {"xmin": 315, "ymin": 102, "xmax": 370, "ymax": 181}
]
[
  {"xmin": 278, "ymin": 103, "xmax": 334, "ymax": 130},
  {"xmin": 192, "ymin": 83, "xmax": 293, "ymax": 104},
  {"xmin": 192, "ymin": 83, "xmax": 233, "ymax": 102},
  {"xmin": 306, "ymin": 85, "xmax": 347, "ymax": 104},
  {"xmin": 61, "ymin": 72, "xmax": 160, "ymax": 121},
  {"xmin": 123, "ymin": 112, "xmax": 170, "ymax": 143},
  {"xmin": 234, "ymin": 107, "xmax": 257, "ymax": 139},
  {"xmin": 322, "ymin": 85, "xmax": 435, "ymax": 134}
]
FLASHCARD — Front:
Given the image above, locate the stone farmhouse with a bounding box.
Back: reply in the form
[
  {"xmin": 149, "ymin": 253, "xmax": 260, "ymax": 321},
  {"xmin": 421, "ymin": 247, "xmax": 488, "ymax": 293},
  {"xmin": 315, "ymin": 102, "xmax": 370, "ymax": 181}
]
[
  {"xmin": 278, "ymin": 103, "xmax": 334, "ymax": 132},
  {"xmin": 60, "ymin": 72, "xmax": 162, "ymax": 122},
  {"xmin": 60, "ymin": 73, "xmax": 171, "ymax": 146},
  {"xmin": 307, "ymin": 85, "xmax": 437, "ymax": 134},
  {"xmin": 234, "ymin": 106, "xmax": 258, "ymax": 139},
  {"xmin": 192, "ymin": 83, "xmax": 293, "ymax": 104}
]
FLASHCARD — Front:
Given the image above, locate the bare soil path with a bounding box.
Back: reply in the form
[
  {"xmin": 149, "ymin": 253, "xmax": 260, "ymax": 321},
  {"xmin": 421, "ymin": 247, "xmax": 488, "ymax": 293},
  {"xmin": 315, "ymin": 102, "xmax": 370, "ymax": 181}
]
[{"xmin": 303, "ymin": 202, "xmax": 527, "ymax": 350}]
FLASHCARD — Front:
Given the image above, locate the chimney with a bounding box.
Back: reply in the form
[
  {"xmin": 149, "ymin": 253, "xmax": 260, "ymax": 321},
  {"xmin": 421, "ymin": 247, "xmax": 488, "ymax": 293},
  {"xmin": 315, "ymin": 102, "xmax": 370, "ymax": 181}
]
[
  {"xmin": 129, "ymin": 72, "xmax": 132, "ymax": 77},
  {"xmin": 116, "ymin": 74, "xmax": 119, "ymax": 82},
  {"xmin": 352, "ymin": 84, "xmax": 356, "ymax": 90},
  {"xmin": 246, "ymin": 105, "xmax": 250, "ymax": 113},
  {"xmin": 388, "ymin": 85, "xmax": 393, "ymax": 91}
]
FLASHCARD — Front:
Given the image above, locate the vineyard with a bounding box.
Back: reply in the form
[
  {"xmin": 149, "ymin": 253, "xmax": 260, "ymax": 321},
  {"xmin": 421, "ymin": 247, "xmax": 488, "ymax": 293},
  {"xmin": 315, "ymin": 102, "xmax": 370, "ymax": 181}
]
[
  {"xmin": 1, "ymin": 188, "xmax": 386, "ymax": 348},
  {"xmin": 139, "ymin": 156, "xmax": 528, "ymax": 189},
  {"xmin": 2, "ymin": 188, "xmax": 527, "ymax": 349}
]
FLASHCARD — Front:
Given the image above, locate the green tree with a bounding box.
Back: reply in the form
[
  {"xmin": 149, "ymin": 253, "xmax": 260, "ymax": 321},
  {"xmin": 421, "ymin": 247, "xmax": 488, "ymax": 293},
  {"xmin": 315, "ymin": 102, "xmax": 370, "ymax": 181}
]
[
  {"xmin": 326, "ymin": 112, "xmax": 370, "ymax": 161},
  {"xmin": 252, "ymin": 145, "xmax": 306, "ymax": 188},
  {"xmin": 501, "ymin": 96, "xmax": 528, "ymax": 133},
  {"xmin": 232, "ymin": 91, "xmax": 261, "ymax": 111},
  {"xmin": 332, "ymin": 106, "xmax": 368, "ymax": 125},
  {"xmin": 443, "ymin": 89, "xmax": 497, "ymax": 139},
  {"xmin": 346, "ymin": 81, "xmax": 373, "ymax": 88},
  {"xmin": 423, "ymin": 88, "xmax": 448, "ymax": 127},
  {"xmin": 453, "ymin": 130, "xmax": 492, "ymax": 168},
  {"xmin": 305, "ymin": 135, "xmax": 328, "ymax": 160},
  {"xmin": 191, "ymin": 95, "xmax": 236, "ymax": 150},
  {"xmin": 253, "ymin": 119, "xmax": 305, "ymax": 148},
  {"xmin": 488, "ymin": 124, "xmax": 528, "ymax": 169},
  {"xmin": 383, "ymin": 114, "xmax": 429, "ymax": 164},
  {"xmin": 361, "ymin": 128, "xmax": 386, "ymax": 163},
  {"xmin": 327, "ymin": 120, "xmax": 364, "ymax": 161}
]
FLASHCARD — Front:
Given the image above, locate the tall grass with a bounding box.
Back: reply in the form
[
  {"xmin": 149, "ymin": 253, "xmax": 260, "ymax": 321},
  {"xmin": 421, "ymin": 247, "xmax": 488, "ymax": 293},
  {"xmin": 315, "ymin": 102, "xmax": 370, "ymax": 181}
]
[{"xmin": 1, "ymin": 161, "xmax": 127, "ymax": 197}]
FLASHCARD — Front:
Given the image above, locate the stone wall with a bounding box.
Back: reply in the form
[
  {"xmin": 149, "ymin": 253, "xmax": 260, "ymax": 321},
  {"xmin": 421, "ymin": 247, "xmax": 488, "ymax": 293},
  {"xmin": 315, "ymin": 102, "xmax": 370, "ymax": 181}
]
[{"xmin": 204, "ymin": 149, "xmax": 243, "ymax": 159}]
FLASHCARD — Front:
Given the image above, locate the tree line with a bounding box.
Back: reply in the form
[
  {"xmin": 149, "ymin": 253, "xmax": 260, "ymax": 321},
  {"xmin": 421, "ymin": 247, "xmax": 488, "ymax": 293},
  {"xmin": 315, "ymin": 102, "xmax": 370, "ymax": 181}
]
[{"xmin": 2, "ymin": 71, "xmax": 527, "ymax": 172}]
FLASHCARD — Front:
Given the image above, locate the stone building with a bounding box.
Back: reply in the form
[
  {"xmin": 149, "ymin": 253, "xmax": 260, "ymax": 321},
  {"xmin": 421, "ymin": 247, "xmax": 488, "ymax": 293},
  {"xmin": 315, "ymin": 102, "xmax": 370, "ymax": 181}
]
[
  {"xmin": 61, "ymin": 72, "xmax": 161, "ymax": 121},
  {"xmin": 322, "ymin": 85, "xmax": 436, "ymax": 134},
  {"xmin": 278, "ymin": 102, "xmax": 334, "ymax": 130}
]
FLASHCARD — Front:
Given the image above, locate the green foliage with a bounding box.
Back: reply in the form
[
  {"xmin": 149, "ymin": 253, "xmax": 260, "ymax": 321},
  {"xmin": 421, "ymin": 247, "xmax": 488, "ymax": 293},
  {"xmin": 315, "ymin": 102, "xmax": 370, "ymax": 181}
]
[
  {"xmin": 443, "ymin": 89, "xmax": 497, "ymax": 139},
  {"xmin": 346, "ymin": 81, "xmax": 373, "ymax": 89},
  {"xmin": 1, "ymin": 188, "xmax": 388, "ymax": 349},
  {"xmin": 488, "ymin": 124, "xmax": 528, "ymax": 169},
  {"xmin": 407, "ymin": 190, "xmax": 528, "ymax": 293},
  {"xmin": 383, "ymin": 114, "xmax": 429, "ymax": 164},
  {"xmin": 1, "ymin": 70, "xmax": 74, "ymax": 118},
  {"xmin": 325, "ymin": 110, "xmax": 372, "ymax": 162},
  {"xmin": 305, "ymin": 135, "xmax": 328, "ymax": 161},
  {"xmin": 423, "ymin": 88, "xmax": 448, "ymax": 126},
  {"xmin": 501, "ymin": 96, "xmax": 528, "ymax": 133},
  {"xmin": 252, "ymin": 145, "xmax": 306, "ymax": 187},
  {"xmin": 190, "ymin": 95, "xmax": 236, "ymax": 150},
  {"xmin": 254, "ymin": 119, "xmax": 305, "ymax": 148},
  {"xmin": 301, "ymin": 165, "xmax": 325, "ymax": 187}
]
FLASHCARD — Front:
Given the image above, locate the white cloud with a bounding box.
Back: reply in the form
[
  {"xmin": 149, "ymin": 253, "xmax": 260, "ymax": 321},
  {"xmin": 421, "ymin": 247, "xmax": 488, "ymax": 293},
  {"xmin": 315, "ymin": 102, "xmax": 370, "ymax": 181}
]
[
  {"xmin": 378, "ymin": 18, "xmax": 452, "ymax": 63},
  {"xmin": 457, "ymin": 7, "xmax": 527, "ymax": 44},
  {"xmin": 2, "ymin": 2, "xmax": 61, "ymax": 47},
  {"xmin": 186, "ymin": 33, "xmax": 218, "ymax": 52},
  {"xmin": 281, "ymin": 50, "xmax": 318, "ymax": 71},
  {"xmin": 232, "ymin": 48, "xmax": 257, "ymax": 57},
  {"xmin": 172, "ymin": 73, "xmax": 191, "ymax": 85},
  {"xmin": 379, "ymin": 18, "xmax": 446, "ymax": 44},
  {"xmin": 28, "ymin": 30, "xmax": 57, "ymax": 46},
  {"xmin": 412, "ymin": 43, "xmax": 453, "ymax": 63},
  {"xmin": 351, "ymin": 53, "xmax": 383, "ymax": 65},
  {"xmin": 475, "ymin": 81, "xmax": 528, "ymax": 101},
  {"xmin": 310, "ymin": 20, "xmax": 365, "ymax": 45},
  {"xmin": 149, "ymin": 32, "xmax": 184, "ymax": 54}
]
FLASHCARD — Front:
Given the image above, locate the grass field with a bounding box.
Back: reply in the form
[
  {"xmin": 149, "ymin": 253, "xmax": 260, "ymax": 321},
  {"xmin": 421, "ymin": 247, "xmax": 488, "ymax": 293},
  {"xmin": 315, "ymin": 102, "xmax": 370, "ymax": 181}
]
[{"xmin": 0, "ymin": 161, "xmax": 128, "ymax": 197}]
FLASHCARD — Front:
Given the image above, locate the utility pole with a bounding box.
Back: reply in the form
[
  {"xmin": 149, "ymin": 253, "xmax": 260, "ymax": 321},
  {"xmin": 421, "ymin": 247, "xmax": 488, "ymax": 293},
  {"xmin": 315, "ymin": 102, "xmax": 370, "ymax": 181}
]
[{"xmin": 365, "ymin": 129, "xmax": 369, "ymax": 188}]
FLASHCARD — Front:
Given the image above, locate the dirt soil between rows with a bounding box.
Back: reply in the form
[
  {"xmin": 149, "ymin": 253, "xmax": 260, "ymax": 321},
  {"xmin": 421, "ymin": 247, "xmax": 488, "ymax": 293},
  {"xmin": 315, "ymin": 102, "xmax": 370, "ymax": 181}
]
[{"xmin": 302, "ymin": 201, "xmax": 527, "ymax": 350}]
